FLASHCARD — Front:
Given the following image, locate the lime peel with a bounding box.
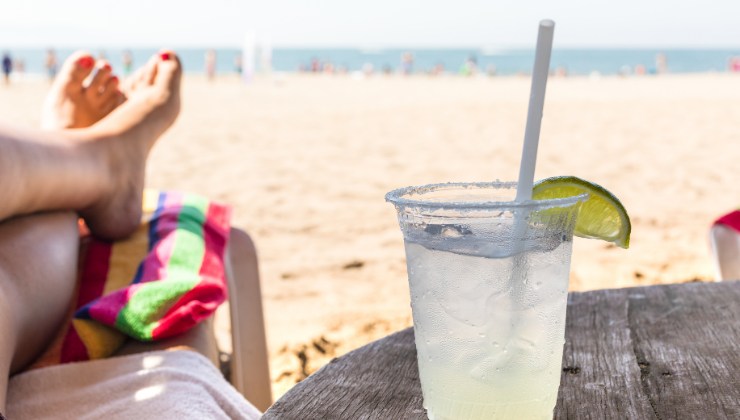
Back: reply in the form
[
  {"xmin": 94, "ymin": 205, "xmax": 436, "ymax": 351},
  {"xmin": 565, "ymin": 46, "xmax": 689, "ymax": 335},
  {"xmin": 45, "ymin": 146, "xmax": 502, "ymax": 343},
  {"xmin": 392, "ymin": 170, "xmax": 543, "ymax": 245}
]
[{"xmin": 532, "ymin": 176, "xmax": 631, "ymax": 249}]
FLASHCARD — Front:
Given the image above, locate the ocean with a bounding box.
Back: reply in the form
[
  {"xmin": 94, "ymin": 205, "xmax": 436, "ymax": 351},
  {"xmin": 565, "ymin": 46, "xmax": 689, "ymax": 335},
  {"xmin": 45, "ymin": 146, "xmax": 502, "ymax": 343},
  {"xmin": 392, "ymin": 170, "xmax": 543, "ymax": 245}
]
[{"xmin": 3, "ymin": 47, "xmax": 740, "ymax": 77}]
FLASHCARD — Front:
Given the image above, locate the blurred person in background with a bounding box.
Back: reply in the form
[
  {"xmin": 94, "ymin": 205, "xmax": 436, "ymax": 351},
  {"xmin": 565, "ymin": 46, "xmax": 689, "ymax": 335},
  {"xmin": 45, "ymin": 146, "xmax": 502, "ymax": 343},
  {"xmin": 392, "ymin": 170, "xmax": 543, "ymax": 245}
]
[{"xmin": 2, "ymin": 53, "xmax": 11, "ymax": 85}]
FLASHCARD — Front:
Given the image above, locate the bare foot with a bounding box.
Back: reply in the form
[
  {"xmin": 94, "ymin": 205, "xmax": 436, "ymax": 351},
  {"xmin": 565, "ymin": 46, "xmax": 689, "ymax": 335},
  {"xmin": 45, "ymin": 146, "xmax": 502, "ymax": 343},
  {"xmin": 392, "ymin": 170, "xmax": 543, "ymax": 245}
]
[
  {"xmin": 41, "ymin": 51, "xmax": 124, "ymax": 130},
  {"xmin": 75, "ymin": 51, "xmax": 182, "ymax": 240}
]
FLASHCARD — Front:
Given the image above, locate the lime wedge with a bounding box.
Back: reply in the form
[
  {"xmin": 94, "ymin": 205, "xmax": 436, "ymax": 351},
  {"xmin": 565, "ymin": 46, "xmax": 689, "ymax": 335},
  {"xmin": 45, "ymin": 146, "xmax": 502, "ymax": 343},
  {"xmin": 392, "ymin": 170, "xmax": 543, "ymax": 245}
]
[{"xmin": 532, "ymin": 176, "xmax": 631, "ymax": 248}]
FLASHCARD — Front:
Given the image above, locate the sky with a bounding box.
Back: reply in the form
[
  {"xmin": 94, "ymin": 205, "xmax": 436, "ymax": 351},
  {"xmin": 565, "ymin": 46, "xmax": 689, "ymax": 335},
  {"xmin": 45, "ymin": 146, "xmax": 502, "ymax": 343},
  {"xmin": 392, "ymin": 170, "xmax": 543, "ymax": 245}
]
[{"xmin": 1, "ymin": 0, "xmax": 739, "ymax": 49}]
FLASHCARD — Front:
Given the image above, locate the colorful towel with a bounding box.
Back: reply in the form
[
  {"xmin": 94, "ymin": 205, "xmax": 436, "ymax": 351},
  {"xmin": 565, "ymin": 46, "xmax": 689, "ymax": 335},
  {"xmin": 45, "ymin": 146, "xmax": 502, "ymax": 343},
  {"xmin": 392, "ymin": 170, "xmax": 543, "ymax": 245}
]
[
  {"xmin": 52, "ymin": 189, "xmax": 232, "ymax": 363},
  {"xmin": 714, "ymin": 210, "xmax": 740, "ymax": 232}
]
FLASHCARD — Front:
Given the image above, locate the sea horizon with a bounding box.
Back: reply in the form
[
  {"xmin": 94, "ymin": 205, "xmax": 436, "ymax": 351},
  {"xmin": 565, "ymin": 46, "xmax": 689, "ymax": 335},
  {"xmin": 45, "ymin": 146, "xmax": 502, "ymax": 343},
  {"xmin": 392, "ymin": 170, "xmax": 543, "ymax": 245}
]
[{"xmin": 2, "ymin": 47, "xmax": 740, "ymax": 77}]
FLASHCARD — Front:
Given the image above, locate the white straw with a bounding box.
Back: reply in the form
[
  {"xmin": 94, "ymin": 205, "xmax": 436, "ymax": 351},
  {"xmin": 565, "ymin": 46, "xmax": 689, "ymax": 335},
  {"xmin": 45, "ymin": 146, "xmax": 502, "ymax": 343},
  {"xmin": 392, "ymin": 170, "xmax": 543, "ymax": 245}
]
[{"xmin": 515, "ymin": 19, "xmax": 555, "ymax": 202}]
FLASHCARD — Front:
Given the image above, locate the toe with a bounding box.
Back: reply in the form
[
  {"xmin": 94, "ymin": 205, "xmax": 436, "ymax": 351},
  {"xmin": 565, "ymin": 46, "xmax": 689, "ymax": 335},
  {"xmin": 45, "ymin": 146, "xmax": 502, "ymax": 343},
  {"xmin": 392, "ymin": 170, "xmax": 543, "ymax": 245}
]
[
  {"xmin": 121, "ymin": 54, "xmax": 158, "ymax": 93},
  {"xmin": 101, "ymin": 88, "xmax": 123, "ymax": 115},
  {"xmin": 99, "ymin": 75, "xmax": 120, "ymax": 103},
  {"xmin": 154, "ymin": 50, "xmax": 182, "ymax": 87},
  {"xmin": 141, "ymin": 53, "xmax": 161, "ymax": 86},
  {"xmin": 54, "ymin": 51, "xmax": 95, "ymax": 94},
  {"xmin": 86, "ymin": 60, "xmax": 113, "ymax": 99}
]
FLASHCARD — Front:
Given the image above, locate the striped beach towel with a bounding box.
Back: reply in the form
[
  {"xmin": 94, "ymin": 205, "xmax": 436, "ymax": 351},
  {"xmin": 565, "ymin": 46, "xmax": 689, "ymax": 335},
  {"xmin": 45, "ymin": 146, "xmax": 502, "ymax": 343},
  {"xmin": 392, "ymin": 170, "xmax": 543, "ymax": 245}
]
[{"xmin": 56, "ymin": 189, "xmax": 231, "ymax": 363}]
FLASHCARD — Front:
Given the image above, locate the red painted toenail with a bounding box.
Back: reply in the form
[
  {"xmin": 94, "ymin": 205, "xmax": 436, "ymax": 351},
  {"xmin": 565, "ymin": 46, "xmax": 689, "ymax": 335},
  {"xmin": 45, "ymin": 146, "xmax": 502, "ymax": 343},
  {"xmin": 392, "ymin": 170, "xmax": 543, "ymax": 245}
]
[
  {"xmin": 110, "ymin": 76, "xmax": 119, "ymax": 83},
  {"xmin": 160, "ymin": 53, "xmax": 171, "ymax": 61},
  {"xmin": 77, "ymin": 56, "xmax": 94, "ymax": 68},
  {"xmin": 102, "ymin": 63, "xmax": 112, "ymax": 71}
]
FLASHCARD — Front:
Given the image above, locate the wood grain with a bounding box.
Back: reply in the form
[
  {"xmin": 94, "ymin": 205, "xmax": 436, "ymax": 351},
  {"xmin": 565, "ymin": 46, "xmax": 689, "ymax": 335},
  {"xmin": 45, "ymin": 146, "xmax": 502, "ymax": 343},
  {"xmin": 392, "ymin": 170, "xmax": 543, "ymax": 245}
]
[
  {"xmin": 264, "ymin": 281, "xmax": 740, "ymax": 419},
  {"xmin": 263, "ymin": 328, "xmax": 426, "ymax": 419}
]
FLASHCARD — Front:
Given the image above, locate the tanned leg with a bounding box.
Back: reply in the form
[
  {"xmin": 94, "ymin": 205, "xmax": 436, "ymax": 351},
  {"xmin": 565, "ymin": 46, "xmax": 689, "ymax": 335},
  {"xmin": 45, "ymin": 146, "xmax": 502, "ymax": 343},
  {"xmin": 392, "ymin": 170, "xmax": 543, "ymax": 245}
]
[
  {"xmin": 0, "ymin": 50, "xmax": 182, "ymax": 413},
  {"xmin": 0, "ymin": 51, "xmax": 181, "ymax": 240},
  {"xmin": 0, "ymin": 212, "xmax": 79, "ymax": 412}
]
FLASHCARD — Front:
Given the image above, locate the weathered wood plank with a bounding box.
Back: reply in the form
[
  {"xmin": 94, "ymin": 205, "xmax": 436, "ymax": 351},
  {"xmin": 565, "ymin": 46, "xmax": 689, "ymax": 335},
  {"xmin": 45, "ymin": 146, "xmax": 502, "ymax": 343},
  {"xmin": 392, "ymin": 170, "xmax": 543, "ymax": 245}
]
[
  {"xmin": 555, "ymin": 287, "xmax": 656, "ymax": 419},
  {"xmin": 627, "ymin": 282, "xmax": 740, "ymax": 419},
  {"xmin": 262, "ymin": 328, "xmax": 426, "ymax": 419},
  {"xmin": 264, "ymin": 281, "xmax": 740, "ymax": 419}
]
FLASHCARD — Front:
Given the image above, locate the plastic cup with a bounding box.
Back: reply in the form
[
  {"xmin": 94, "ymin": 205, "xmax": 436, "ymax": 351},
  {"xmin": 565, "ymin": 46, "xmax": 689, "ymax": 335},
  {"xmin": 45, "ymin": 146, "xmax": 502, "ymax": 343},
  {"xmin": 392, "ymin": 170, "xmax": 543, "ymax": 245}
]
[{"xmin": 386, "ymin": 181, "xmax": 586, "ymax": 420}]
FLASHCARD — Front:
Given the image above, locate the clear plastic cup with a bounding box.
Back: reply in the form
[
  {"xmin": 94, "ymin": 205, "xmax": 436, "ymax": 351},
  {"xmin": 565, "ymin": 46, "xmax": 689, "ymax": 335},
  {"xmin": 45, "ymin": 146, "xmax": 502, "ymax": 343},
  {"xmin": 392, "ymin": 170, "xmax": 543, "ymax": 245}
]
[{"xmin": 386, "ymin": 181, "xmax": 586, "ymax": 420}]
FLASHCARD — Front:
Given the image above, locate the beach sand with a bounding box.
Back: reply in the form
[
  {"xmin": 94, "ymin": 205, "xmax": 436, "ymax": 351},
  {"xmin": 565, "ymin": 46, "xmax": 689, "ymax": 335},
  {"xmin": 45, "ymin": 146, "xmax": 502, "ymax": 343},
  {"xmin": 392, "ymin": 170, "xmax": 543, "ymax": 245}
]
[{"xmin": 2, "ymin": 72, "xmax": 739, "ymax": 399}]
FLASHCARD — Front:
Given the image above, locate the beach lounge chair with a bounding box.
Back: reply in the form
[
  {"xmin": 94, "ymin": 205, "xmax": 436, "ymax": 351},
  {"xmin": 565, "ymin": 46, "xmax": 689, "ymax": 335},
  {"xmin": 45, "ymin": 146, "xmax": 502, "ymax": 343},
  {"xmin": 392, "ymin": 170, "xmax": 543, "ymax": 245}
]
[
  {"xmin": 223, "ymin": 227, "xmax": 273, "ymax": 411},
  {"xmin": 6, "ymin": 227, "xmax": 272, "ymax": 417},
  {"xmin": 709, "ymin": 210, "xmax": 740, "ymax": 281}
]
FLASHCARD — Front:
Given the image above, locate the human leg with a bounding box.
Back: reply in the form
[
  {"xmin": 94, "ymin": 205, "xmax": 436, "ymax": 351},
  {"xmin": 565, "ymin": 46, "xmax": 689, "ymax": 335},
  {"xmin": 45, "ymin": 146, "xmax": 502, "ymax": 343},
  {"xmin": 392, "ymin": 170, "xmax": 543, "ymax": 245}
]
[
  {"xmin": 40, "ymin": 50, "xmax": 222, "ymax": 363},
  {"xmin": 21, "ymin": 49, "xmax": 225, "ymax": 363},
  {"xmin": 0, "ymin": 50, "xmax": 183, "ymax": 411},
  {"xmin": 0, "ymin": 51, "xmax": 181, "ymax": 240},
  {"xmin": 37, "ymin": 50, "xmax": 220, "ymax": 365},
  {"xmin": 40, "ymin": 49, "xmax": 222, "ymax": 365},
  {"xmin": 0, "ymin": 212, "xmax": 79, "ymax": 412}
]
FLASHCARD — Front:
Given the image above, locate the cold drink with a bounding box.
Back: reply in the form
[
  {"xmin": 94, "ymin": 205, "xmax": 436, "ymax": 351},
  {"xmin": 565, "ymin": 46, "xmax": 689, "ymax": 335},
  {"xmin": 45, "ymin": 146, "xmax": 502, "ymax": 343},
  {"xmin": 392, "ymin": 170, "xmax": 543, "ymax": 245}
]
[{"xmin": 387, "ymin": 182, "xmax": 585, "ymax": 419}]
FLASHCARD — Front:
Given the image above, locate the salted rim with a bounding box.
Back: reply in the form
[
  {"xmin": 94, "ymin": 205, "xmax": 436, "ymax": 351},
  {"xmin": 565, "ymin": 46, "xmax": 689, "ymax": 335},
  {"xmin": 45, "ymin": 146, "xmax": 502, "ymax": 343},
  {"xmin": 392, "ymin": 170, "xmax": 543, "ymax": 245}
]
[{"xmin": 385, "ymin": 181, "xmax": 588, "ymax": 211}]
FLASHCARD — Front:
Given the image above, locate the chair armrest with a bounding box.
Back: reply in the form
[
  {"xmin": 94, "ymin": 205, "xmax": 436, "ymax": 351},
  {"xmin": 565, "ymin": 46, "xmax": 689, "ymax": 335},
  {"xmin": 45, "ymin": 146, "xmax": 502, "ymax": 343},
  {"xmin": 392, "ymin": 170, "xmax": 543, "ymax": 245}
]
[{"xmin": 225, "ymin": 228, "xmax": 273, "ymax": 411}]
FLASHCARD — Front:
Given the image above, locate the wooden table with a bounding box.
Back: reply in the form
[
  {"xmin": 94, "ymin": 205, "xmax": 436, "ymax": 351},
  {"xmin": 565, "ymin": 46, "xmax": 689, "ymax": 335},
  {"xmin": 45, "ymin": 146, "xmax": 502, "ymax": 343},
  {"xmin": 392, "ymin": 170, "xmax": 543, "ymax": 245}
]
[{"xmin": 263, "ymin": 281, "xmax": 740, "ymax": 419}]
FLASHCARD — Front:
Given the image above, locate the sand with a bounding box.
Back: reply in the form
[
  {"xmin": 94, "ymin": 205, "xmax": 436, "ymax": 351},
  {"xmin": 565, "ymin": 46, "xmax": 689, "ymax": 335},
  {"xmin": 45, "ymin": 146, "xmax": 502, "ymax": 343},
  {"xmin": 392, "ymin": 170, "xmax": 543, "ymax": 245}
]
[{"xmin": 1, "ymin": 71, "xmax": 739, "ymax": 398}]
